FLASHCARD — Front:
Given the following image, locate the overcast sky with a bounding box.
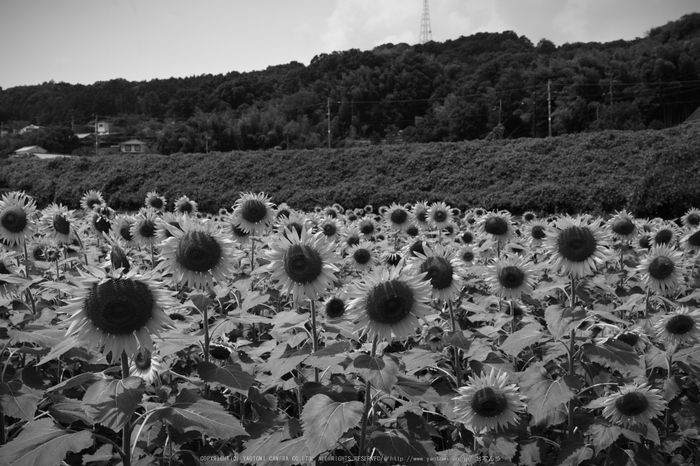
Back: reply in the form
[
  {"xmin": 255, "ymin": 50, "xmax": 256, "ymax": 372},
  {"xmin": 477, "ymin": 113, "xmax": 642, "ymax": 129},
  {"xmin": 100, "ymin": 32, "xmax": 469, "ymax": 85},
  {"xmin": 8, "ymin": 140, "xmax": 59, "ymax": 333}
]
[{"xmin": 1, "ymin": 0, "xmax": 698, "ymax": 89}]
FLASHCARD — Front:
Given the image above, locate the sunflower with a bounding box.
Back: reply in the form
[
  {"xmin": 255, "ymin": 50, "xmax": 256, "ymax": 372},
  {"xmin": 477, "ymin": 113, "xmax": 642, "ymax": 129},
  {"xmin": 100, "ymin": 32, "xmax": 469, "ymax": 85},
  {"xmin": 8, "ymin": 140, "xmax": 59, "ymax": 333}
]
[
  {"xmin": 613, "ymin": 328, "xmax": 649, "ymax": 353},
  {"xmin": 427, "ymin": 201, "xmax": 453, "ymax": 231},
  {"xmin": 144, "ymin": 191, "xmax": 167, "ymax": 212},
  {"xmin": 681, "ymin": 207, "xmax": 700, "ymax": 229},
  {"xmin": 106, "ymin": 243, "xmax": 131, "ymax": 274},
  {"xmin": 524, "ymin": 219, "xmax": 549, "ymax": 247},
  {"xmin": 154, "ymin": 212, "xmax": 184, "ymax": 244},
  {"xmin": 159, "ymin": 215, "xmax": 237, "ymax": 290},
  {"xmin": 522, "ymin": 211, "xmax": 537, "ymax": 223},
  {"xmin": 357, "ymin": 218, "xmax": 376, "ymax": 237},
  {"xmin": 453, "ymin": 368, "xmax": 527, "ymax": 433},
  {"xmin": 129, "ymin": 349, "xmax": 166, "ymax": 385},
  {"xmin": 174, "ymin": 195, "xmax": 198, "ymax": 217},
  {"xmin": 480, "ymin": 211, "xmax": 515, "ymax": 245},
  {"xmin": 0, "ymin": 191, "xmax": 37, "ymax": 248},
  {"xmin": 325, "ymin": 295, "xmax": 347, "ymax": 319},
  {"xmin": 652, "ymin": 221, "xmax": 681, "ymax": 247},
  {"xmin": 110, "ymin": 214, "xmax": 137, "ymax": 247},
  {"xmin": 458, "ymin": 245, "xmax": 477, "ymax": 266},
  {"xmin": 232, "ymin": 192, "xmax": 276, "ymax": 236},
  {"xmin": 420, "ymin": 317, "xmax": 451, "ymax": 351},
  {"xmin": 681, "ymin": 227, "xmax": 700, "ymax": 253},
  {"xmin": 266, "ymin": 227, "xmax": 338, "ymax": 302},
  {"xmin": 63, "ymin": 269, "xmax": 174, "ymax": 360},
  {"xmin": 636, "ymin": 244, "xmax": 685, "ymax": 296},
  {"xmin": 39, "ymin": 203, "xmax": 75, "ymax": 246},
  {"xmin": 276, "ymin": 211, "xmax": 310, "ymax": 239},
  {"xmin": 0, "ymin": 251, "xmax": 24, "ymax": 297},
  {"xmin": 340, "ymin": 227, "xmax": 362, "ymax": 255},
  {"xmin": 318, "ymin": 217, "xmax": 341, "ymax": 243},
  {"xmin": 607, "ymin": 210, "xmax": 638, "ymax": 242},
  {"xmin": 410, "ymin": 243, "xmax": 464, "ymax": 302},
  {"xmin": 601, "ymin": 383, "xmax": 666, "ymax": 427},
  {"xmin": 485, "ymin": 256, "xmax": 536, "ymax": 300},
  {"xmin": 412, "ymin": 201, "xmax": 430, "ymax": 230},
  {"xmin": 654, "ymin": 306, "xmax": 700, "ymax": 346},
  {"xmin": 348, "ymin": 265, "xmax": 432, "ymax": 342},
  {"xmin": 80, "ymin": 190, "xmax": 105, "ymax": 212},
  {"xmin": 346, "ymin": 241, "xmax": 377, "ymax": 272},
  {"xmin": 460, "ymin": 230, "xmax": 475, "ymax": 245},
  {"xmin": 385, "ymin": 203, "xmax": 411, "ymax": 232},
  {"xmin": 544, "ymin": 214, "xmax": 611, "ymax": 278},
  {"xmin": 383, "ymin": 251, "xmax": 404, "ymax": 268},
  {"xmin": 131, "ymin": 209, "xmax": 160, "ymax": 247}
]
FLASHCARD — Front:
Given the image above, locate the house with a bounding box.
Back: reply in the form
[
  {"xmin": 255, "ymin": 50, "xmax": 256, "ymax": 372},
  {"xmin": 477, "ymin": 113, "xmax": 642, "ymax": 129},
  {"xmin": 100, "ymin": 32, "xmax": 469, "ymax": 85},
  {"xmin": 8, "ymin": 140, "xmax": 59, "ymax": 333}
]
[
  {"xmin": 19, "ymin": 125, "xmax": 42, "ymax": 134},
  {"xmin": 95, "ymin": 121, "xmax": 110, "ymax": 134},
  {"xmin": 13, "ymin": 145, "xmax": 48, "ymax": 157},
  {"xmin": 119, "ymin": 139, "xmax": 148, "ymax": 154}
]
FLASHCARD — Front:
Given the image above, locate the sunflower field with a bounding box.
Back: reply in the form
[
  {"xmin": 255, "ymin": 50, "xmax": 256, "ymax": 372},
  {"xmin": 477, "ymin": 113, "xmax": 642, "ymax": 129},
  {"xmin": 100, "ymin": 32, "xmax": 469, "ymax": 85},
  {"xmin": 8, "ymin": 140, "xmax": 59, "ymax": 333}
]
[{"xmin": 1, "ymin": 189, "xmax": 700, "ymax": 466}]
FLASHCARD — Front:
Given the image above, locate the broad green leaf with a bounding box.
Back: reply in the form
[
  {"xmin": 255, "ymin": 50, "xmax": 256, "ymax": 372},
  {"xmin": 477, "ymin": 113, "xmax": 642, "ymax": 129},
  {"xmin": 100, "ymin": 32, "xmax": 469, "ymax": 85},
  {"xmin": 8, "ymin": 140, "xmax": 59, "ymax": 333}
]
[
  {"xmin": 392, "ymin": 376, "xmax": 444, "ymax": 404},
  {"xmin": 369, "ymin": 428, "xmax": 438, "ymax": 465},
  {"xmin": 304, "ymin": 341, "xmax": 351, "ymax": 370},
  {"xmin": 499, "ymin": 324, "xmax": 546, "ymax": 357},
  {"xmin": 0, "ymin": 418, "xmax": 92, "ymax": 466},
  {"xmin": 81, "ymin": 444, "xmax": 114, "ymax": 463},
  {"xmin": 518, "ymin": 363, "xmax": 574, "ymax": 427},
  {"xmin": 353, "ymin": 354, "xmax": 399, "ymax": 393},
  {"xmin": 267, "ymin": 343, "xmax": 312, "ymax": 380},
  {"xmin": 520, "ymin": 440, "xmax": 545, "ymax": 466},
  {"xmin": 37, "ymin": 336, "xmax": 92, "ymax": 366},
  {"xmin": 82, "ymin": 376, "xmax": 145, "ymax": 431},
  {"xmin": 47, "ymin": 372, "xmax": 104, "ymax": 393},
  {"xmin": 159, "ymin": 388, "xmax": 246, "ymax": 438},
  {"xmin": 157, "ymin": 331, "xmax": 205, "ymax": 357},
  {"xmin": 544, "ymin": 304, "xmax": 585, "ymax": 341},
  {"xmin": 198, "ymin": 361, "xmax": 255, "ymax": 395},
  {"xmin": 8, "ymin": 328, "xmax": 61, "ymax": 348},
  {"xmin": 0, "ymin": 380, "xmax": 43, "ymax": 421},
  {"xmin": 244, "ymin": 437, "xmax": 311, "ymax": 466},
  {"xmin": 401, "ymin": 348, "xmax": 445, "ymax": 374},
  {"xmin": 581, "ymin": 339, "xmax": 640, "ymax": 373},
  {"xmin": 241, "ymin": 291, "xmax": 271, "ymax": 312},
  {"xmin": 554, "ymin": 434, "xmax": 593, "ymax": 466},
  {"xmin": 301, "ymin": 394, "xmax": 363, "ymax": 458},
  {"xmin": 587, "ymin": 422, "xmax": 622, "ymax": 455}
]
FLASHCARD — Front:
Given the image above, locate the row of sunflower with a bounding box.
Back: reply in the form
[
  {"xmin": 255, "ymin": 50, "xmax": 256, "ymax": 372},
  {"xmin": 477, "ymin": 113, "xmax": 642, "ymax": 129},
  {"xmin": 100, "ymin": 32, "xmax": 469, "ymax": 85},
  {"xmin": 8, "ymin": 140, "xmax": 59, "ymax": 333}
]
[{"xmin": 1, "ymin": 189, "xmax": 700, "ymax": 465}]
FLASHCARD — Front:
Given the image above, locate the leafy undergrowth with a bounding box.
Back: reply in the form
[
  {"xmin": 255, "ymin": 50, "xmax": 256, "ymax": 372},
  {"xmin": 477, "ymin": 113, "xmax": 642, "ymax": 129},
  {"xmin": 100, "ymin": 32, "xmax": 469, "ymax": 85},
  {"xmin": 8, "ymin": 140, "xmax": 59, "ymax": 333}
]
[{"xmin": 1, "ymin": 191, "xmax": 700, "ymax": 466}]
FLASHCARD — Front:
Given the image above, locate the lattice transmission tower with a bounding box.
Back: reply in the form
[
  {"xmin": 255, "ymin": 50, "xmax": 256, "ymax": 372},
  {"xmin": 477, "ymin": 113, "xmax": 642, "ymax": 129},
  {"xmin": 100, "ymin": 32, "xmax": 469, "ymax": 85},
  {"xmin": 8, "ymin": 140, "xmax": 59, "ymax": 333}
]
[{"xmin": 419, "ymin": 0, "xmax": 432, "ymax": 44}]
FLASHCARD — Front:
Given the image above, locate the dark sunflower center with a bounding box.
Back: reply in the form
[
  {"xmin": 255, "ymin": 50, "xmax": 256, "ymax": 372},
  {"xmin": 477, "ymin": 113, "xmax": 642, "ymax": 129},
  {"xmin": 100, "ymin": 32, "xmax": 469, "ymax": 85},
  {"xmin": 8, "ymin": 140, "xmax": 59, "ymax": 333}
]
[
  {"xmin": 175, "ymin": 231, "xmax": 223, "ymax": 273},
  {"xmin": 209, "ymin": 345, "xmax": 231, "ymax": 360},
  {"xmin": 655, "ymin": 229, "xmax": 673, "ymax": 245},
  {"xmin": 1, "ymin": 206, "xmax": 27, "ymax": 233},
  {"xmin": 32, "ymin": 245, "xmax": 46, "ymax": 261},
  {"xmin": 366, "ymin": 279, "xmax": 414, "ymax": 324},
  {"xmin": 688, "ymin": 231, "xmax": 700, "ymax": 247},
  {"xmin": 462, "ymin": 251, "xmax": 474, "ymax": 262},
  {"xmin": 524, "ymin": 212, "xmax": 536, "ymax": 221},
  {"xmin": 639, "ymin": 235, "xmax": 651, "ymax": 249},
  {"xmin": 94, "ymin": 215, "xmax": 111, "ymax": 234},
  {"xmin": 648, "ymin": 256, "xmax": 674, "ymax": 280},
  {"xmin": 134, "ymin": 350, "xmax": 153, "ymax": 371},
  {"xmin": 531, "ymin": 225, "xmax": 546, "ymax": 240},
  {"xmin": 353, "ymin": 248, "xmax": 371, "ymax": 265},
  {"xmin": 138, "ymin": 219, "xmax": 156, "ymax": 238},
  {"xmin": 120, "ymin": 223, "xmax": 134, "ymax": 241},
  {"xmin": 178, "ymin": 202, "xmax": 193, "ymax": 214},
  {"xmin": 150, "ymin": 198, "xmax": 164, "ymax": 209},
  {"xmin": 0, "ymin": 262, "xmax": 10, "ymax": 274},
  {"xmin": 616, "ymin": 332, "xmax": 639, "ymax": 347},
  {"xmin": 409, "ymin": 240, "xmax": 425, "ymax": 258},
  {"xmin": 322, "ymin": 223, "xmax": 337, "ymax": 236},
  {"xmin": 666, "ymin": 314, "xmax": 695, "ymax": 335},
  {"xmin": 386, "ymin": 253, "xmax": 402, "ymax": 267},
  {"xmin": 84, "ymin": 279, "xmax": 154, "ymax": 335},
  {"xmin": 325, "ymin": 297, "xmax": 346, "ymax": 318},
  {"xmin": 346, "ymin": 234, "xmax": 360, "ymax": 248},
  {"xmin": 241, "ymin": 199, "xmax": 267, "ymax": 223},
  {"xmin": 557, "ymin": 226, "xmax": 597, "ymax": 262},
  {"xmin": 360, "ymin": 222, "xmax": 374, "ymax": 235},
  {"xmin": 283, "ymin": 244, "xmax": 323, "ymax": 284},
  {"xmin": 52, "ymin": 214, "xmax": 71, "ymax": 235},
  {"xmin": 614, "ymin": 391, "xmax": 649, "ymax": 417},
  {"xmin": 416, "ymin": 210, "xmax": 427, "ymax": 223},
  {"xmin": 87, "ymin": 198, "xmax": 101, "ymax": 210},
  {"xmin": 471, "ymin": 387, "xmax": 508, "ymax": 417},
  {"xmin": 391, "ymin": 209, "xmax": 408, "ymax": 225},
  {"xmin": 461, "ymin": 231, "xmax": 474, "ymax": 244},
  {"xmin": 326, "ymin": 209, "xmax": 338, "ymax": 219},
  {"xmin": 277, "ymin": 209, "xmax": 290, "ymax": 219},
  {"xmin": 484, "ymin": 217, "xmax": 509, "ymax": 236},
  {"xmin": 285, "ymin": 222, "xmax": 304, "ymax": 237},
  {"xmin": 499, "ymin": 265, "xmax": 525, "ymax": 289},
  {"xmin": 687, "ymin": 214, "xmax": 700, "ymax": 226},
  {"xmin": 169, "ymin": 313, "xmax": 186, "ymax": 321},
  {"xmin": 406, "ymin": 225, "xmax": 419, "ymax": 237},
  {"xmin": 420, "ymin": 256, "xmax": 453, "ymax": 290},
  {"xmin": 432, "ymin": 210, "xmax": 448, "ymax": 223},
  {"xmin": 612, "ymin": 218, "xmax": 635, "ymax": 236}
]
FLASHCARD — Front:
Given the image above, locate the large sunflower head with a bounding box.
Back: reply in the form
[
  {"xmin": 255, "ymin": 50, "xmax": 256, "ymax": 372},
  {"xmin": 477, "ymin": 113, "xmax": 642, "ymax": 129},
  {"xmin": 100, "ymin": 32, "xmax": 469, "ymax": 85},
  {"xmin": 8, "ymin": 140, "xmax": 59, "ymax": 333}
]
[
  {"xmin": 346, "ymin": 241, "xmax": 377, "ymax": 272},
  {"xmin": 385, "ymin": 202, "xmax": 411, "ymax": 232},
  {"xmin": 348, "ymin": 265, "xmax": 433, "ymax": 342},
  {"xmin": 130, "ymin": 209, "xmax": 159, "ymax": 247},
  {"xmin": 427, "ymin": 201, "xmax": 453, "ymax": 230},
  {"xmin": 652, "ymin": 221, "xmax": 680, "ymax": 247},
  {"xmin": 601, "ymin": 383, "xmax": 666, "ymax": 427},
  {"xmin": 0, "ymin": 191, "xmax": 37, "ymax": 248},
  {"xmin": 682, "ymin": 207, "xmax": 700, "ymax": 229},
  {"xmin": 479, "ymin": 211, "xmax": 515, "ymax": 244},
  {"xmin": 144, "ymin": 191, "xmax": 167, "ymax": 212},
  {"xmin": 653, "ymin": 306, "xmax": 700, "ymax": 346},
  {"xmin": 681, "ymin": 227, "xmax": 700, "ymax": 253},
  {"xmin": 232, "ymin": 192, "xmax": 276, "ymax": 236},
  {"xmin": 80, "ymin": 190, "xmax": 105, "ymax": 212},
  {"xmin": 158, "ymin": 215, "xmax": 237, "ymax": 290},
  {"xmin": 524, "ymin": 219, "xmax": 549, "ymax": 247},
  {"xmin": 38, "ymin": 203, "xmax": 75, "ymax": 246},
  {"xmin": 174, "ymin": 195, "xmax": 198, "ymax": 217},
  {"xmin": 544, "ymin": 214, "xmax": 612, "ymax": 278},
  {"xmin": 318, "ymin": 217, "xmax": 341, "ymax": 242},
  {"xmin": 412, "ymin": 201, "xmax": 430, "ymax": 228},
  {"xmin": 453, "ymin": 368, "xmax": 527, "ymax": 433},
  {"xmin": 410, "ymin": 243, "xmax": 464, "ymax": 302},
  {"xmin": 110, "ymin": 214, "xmax": 137, "ymax": 247},
  {"xmin": 63, "ymin": 269, "xmax": 174, "ymax": 360},
  {"xmin": 266, "ymin": 227, "xmax": 339, "ymax": 302},
  {"xmin": 607, "ymin": 210, "xmax": 638, "ymax": 242},
  {"xmin": 635, "ymin": 244, "xmax": 685, "ymax": 297},
  {"xmin": 485, "ymin": 255, "xmax": 536, "ymax": 300}
]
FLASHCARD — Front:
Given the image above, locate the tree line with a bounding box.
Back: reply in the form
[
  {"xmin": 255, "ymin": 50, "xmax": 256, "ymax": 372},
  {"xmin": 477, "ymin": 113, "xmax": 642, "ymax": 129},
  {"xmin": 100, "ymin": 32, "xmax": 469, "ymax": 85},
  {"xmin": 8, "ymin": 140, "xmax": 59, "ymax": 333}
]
[{"xmin": 1, "ymin": 13, "xmax": 700, "ymax": 156}]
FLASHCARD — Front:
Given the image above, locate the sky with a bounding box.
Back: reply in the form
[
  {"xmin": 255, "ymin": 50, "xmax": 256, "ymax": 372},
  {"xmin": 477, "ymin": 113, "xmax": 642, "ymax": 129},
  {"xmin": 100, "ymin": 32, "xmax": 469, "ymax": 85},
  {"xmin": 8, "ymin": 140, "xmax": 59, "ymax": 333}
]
[{"xmin": 1, "ymin": 0, "xmax": 698, "ymax": 90}]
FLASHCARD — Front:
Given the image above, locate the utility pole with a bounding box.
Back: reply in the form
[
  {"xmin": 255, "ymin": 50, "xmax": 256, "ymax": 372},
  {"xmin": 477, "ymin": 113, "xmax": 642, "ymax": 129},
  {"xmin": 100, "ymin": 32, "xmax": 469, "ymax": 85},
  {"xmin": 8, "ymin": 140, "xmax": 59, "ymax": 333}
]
[
  {"xmin": 327, "ymin": 98, "xmax": 331, "ymax": 150},
  {"xmin": 547, "ymin": 79, "xmax": 552, "ymax": 137},
  {"xmin": 532, "ymin": 85, "xmax": 536, "ymax": 138},
  {"xmin": 94, "ymin": 115, "xmax": 99, "ymax": 156}
]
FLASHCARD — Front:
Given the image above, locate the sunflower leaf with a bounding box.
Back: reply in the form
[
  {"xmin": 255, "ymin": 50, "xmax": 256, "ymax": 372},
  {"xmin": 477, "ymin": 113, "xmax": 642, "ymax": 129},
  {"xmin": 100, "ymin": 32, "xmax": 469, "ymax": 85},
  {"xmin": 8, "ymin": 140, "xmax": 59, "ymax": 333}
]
[
  {"xmin": 353, "ymin": 354, "xmax": 399, "ymax": 393},
  {"xmin": 545, "ymin": 305, "xmax": 586, "ymax": 341},
  {"xmin": 304, "ymin": 341, "xmax": 352, "ymax": 370},
  {"xmin": 499, "ymin": 324, "xmax": 547, "ymax": 357},
  {"xmin": 401, "ymin": 348, "xmax": 446, "ymax": 374},
  {"xmin": 392, "ymin": 375, "xmax": 444, "ymax": 405},
  {"xmin": 554, "ymin": 433, "xmax": 593, "ymax": 466},
  {"xmin": 587, "ymin": 422, "xmax": 622, "ymax": 455},
  {"xmin": 0, "ymin": 418, "xmax": 93, "ymax": 466},
  {"xmin": 369, "ymin": 428, "xmax": 438, "ymax": 465},
  {"xmin": 158, "ymin": 388, "xmax": 247, "ymax": 438},
  {"xmin": 581, "ymin": 340, "xmax": 639, "ymax": 373},
  {"xmin": 300, "ymin": 393, "xmax": 363, "ymax": 459},
  {"xmin": 242, "ymin": 436, "xmax": 311, "ymax": 466},
  {"xmin": 0, "ymin": 380, "xmax": 44, "ymax": 421},
  {"xmin": 518, "ymin": 363, "xmax": 575, "ymax": 428},
  {"xmin": 267, "ymin": 343, "xmax": 313, "ymax": 380},
  {"xmin": 197, "ymin": 361, "xmax": 255, "ymax": 395},
  {"xmin": 82, "ymin": 376, "xmax": 145, "ymax": 431}
]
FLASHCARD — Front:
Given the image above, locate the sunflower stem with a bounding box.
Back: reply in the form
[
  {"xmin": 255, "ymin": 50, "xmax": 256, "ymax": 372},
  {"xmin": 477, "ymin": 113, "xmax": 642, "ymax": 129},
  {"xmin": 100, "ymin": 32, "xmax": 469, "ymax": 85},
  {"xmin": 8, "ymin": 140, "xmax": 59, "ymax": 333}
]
[
  {"xmin": 358, "ymin": 335, "xmax": 379, "ymax": 461},
  {"xmin": 202, "ymin": 300, "xmax": 211, "ymax": 398},
  {"xmin": 0, "ymin": 410, "xmax": 5, "ymax": 445},
  {"xmin": 22, "ymin": 242, "xmax": 36, "ymax": 315},
  {"xmin": 448, "ymin": 300, "xmax": 462, "ymax": 386},
  {"xmin": 121, "ymin": 350, "xmax": 132, "ymax": 466},
  {"xmin": 567, "ymin": 274, "xmax": 577, "ymax": 438},
  {"xmin": 250, "ymin": 237, "xmax": 255, "ymax": 274},
  {"xmin": 665, "ymin": 353, "xmax": 673, "ymax": 437},
  {"xmin": 310, "ymin": 300, "xmax": 319, "ymax": 383}
]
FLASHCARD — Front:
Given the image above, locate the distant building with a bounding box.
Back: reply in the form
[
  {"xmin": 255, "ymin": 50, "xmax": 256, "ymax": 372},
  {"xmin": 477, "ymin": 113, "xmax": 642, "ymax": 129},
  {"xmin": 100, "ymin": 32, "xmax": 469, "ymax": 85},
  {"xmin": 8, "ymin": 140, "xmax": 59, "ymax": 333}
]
[
  {"xmin": 13, "ymin": 145, "xmax": 48, "ymax": 157},
  {"xmin": 119, "ymin": 139, "xmax": 148, "ymax": 154},
  {"xmin": 19, "ymin": 125, "xmax": 42, "ymax": 134},
  {"xmin": 95, "ymin": 121, "xmax": 110, "ymax": 134}
]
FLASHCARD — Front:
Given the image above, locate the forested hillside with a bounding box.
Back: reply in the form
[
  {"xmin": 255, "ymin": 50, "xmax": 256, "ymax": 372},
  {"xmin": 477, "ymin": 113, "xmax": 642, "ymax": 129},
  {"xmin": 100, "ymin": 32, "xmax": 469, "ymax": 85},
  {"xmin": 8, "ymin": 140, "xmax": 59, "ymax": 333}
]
[{"xmin": 1, "ymin": 13, "xmax": 700, "ymax": 157}]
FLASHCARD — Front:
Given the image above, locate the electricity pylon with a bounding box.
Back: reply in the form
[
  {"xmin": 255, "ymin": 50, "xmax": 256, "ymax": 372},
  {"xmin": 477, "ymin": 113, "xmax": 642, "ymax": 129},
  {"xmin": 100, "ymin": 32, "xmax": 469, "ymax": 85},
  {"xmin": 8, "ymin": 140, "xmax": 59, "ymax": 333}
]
[{"xmin": 419, "ymin": 0, "xmax": 432, "ymax": 44}]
